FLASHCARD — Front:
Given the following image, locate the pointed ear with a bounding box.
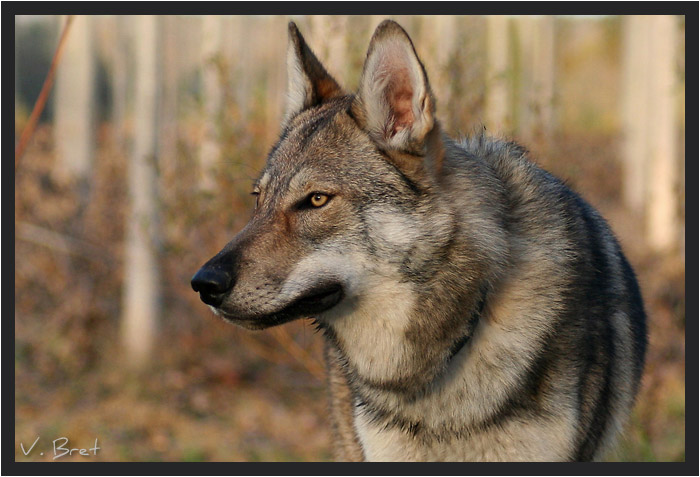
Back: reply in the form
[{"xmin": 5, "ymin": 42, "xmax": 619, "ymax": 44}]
[
  {"xmin": 282, "ymin": 22, "xmax": 344, "ymax": 128},
  {"xmin": 353, "ymin": 20, "xmax": 436, "ymax": 154}
]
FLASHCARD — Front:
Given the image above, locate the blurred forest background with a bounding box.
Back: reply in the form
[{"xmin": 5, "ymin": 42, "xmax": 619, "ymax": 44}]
[{"xmin": 14, "ymin": 15, "xmax": 685, "ymax": 462}]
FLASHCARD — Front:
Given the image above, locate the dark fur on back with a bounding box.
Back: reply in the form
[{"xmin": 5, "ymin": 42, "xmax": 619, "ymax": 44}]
[{"xmin": 459, "ymin": 134, "xmax": 648, "ymax": 459}]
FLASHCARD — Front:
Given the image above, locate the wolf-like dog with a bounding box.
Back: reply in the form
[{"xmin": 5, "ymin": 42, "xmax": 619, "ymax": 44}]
[{"xmin": 191, "ymin": 20, "xmax": 647, "ymax": 462}]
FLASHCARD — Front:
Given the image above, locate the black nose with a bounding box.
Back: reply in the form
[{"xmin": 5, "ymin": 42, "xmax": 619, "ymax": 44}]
[{"xmin": 191, "ymin": 266, "xmax": 234, "ymax": 308}]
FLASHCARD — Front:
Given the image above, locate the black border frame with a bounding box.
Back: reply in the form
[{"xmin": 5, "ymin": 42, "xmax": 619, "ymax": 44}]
[{"xmin": 6, "ymin": 2, "xmax": 697, "ymax": 475}]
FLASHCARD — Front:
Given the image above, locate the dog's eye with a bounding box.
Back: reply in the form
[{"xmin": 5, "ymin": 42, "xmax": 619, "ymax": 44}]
[
  {"xmin": 251, "ymin": 191, "xmax": 260, "ymax": 208},
  {"xmin": 309, "ymin": 193, "xmax": 330, "ymax": 208}
]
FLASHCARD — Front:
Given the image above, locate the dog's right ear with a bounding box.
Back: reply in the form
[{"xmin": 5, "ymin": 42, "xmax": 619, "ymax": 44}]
[
  {"xmin": 282, "ymin": 22, "xmax": 344, "ymax": 129},
  {"xmin": 352, "ymin": 20, "xmax": 436, "ymax": 156}
]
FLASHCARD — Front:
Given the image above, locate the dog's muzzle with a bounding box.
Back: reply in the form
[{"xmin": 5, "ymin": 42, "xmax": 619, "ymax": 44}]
[{"xmin": 191, "ymin": 266, "xmax": 234, "ymax": 308}]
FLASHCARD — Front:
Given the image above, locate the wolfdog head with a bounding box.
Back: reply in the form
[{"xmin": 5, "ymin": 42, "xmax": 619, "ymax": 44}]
[{"xmin": 192, "ymin": 20, "xmax": 461, "ymax": 332}]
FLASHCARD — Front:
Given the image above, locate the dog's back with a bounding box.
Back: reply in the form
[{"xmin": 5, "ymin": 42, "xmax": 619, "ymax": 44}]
[{"xmin": 480, "ymin": 136, "xmax": 647, "ymax": 461}]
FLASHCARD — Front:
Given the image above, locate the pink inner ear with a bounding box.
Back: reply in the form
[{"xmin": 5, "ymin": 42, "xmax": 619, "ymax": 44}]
[{"xmin": 385, "ymin": 67, "xmax": 415, "ymax": 137}]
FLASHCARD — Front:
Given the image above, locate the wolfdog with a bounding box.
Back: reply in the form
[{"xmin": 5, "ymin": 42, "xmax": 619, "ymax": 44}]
[{"xmin": 191, "ymin": 19, "xmax": 647, "ymax": 462}]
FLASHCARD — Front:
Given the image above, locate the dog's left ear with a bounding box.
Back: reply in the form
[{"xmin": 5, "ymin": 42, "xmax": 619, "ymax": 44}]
[
  {"xmin": 353, "ymin": 20, "xmax": 436, "ymax": 155},
  {"xmin": 282, "ymin": 22, "xmax": 345, "ymax": 129}
]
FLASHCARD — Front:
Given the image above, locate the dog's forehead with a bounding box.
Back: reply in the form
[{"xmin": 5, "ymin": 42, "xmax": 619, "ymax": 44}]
[
  {"xmin": 260, "ymin": 99, "xmax": 364, "ymax": 184},
  {"xmin": 279, "ymin": 103, "xmax": 346, "ymax": 156}
]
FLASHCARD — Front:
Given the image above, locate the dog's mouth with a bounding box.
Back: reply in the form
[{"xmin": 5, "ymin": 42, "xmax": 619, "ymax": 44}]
[
  {"xmin": 290, "ymin": 283, "xmax": 344, "ymax": 315},
  {"xmin": 219, "ymin": 282, "xmax": 344, "ymax": 329}
]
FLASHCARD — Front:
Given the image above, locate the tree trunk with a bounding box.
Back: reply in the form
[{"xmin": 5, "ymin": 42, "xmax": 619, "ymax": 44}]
[
  {"xmin": 516, "ymin": 15, "xmax": 554, "ymax": 143},
  {"xmin": 121, "ymin": 14, "xmax": 161, "ymax": 367},
  {"xmin": 310, "ymin": 15, "xmax": 349, "ymax": 82},
  {"xmin": 159, "ymin": 15, "xmax": 179, "ymax": 188},
  {"xmin": 621, "ymin": 15, "xmax": 650, "ymax": 215},
  {"xmin": 110, "ymin": 15, "xmax": 130, "ymax": 154},
  {"xmin": 485, "ymin": 15, "xmax": 512, "ymax": 134},
  {"xmin": 621, "ymin": 15, "xmax": 680, "ymax": 252},
  {"xmin": 262, "ymin": 16, "xmax": 288, "ymax": 145},
  {"xmin": 199, "ymin": 15, "xmax": 222, "ymax": 192},
  {"xmin": 233, "ymin": 15, "xmax": 252, "ymax": 120},
  {"xmin": 53, "ymin": 15, "xmax": 95, "ymax": 184},
  {"xmin": 422, "ymin": 15, "xmax": 457, "ymax": 131},
  {"xmin": 530, "ymin": 15, "xmax": 555, "ymax": 142},
  {"xmin": 645, "ymin": 15, "xmax": 680, "ymax": 252}
]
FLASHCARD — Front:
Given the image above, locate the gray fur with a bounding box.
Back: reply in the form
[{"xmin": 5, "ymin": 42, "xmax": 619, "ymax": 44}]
[{"xmin": 191, "ymin": 20, "xmax": 647, "ymax": 462}]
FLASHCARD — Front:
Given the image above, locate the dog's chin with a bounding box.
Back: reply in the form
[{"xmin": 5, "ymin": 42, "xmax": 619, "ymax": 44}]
[{"xmin": 214, "ymin": 283, "xmax": 344, "ymax": 330}]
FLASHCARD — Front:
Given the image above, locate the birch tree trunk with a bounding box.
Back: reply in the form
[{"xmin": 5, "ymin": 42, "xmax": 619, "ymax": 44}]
[
  {"xmin": 485, "ymin": 15, "xmax": 512, "ymax": 134},
  {"xmin": 621, "ymin": 15, "xmax": 650, "ymax": 215},
  {"xmin": 310, "ymin": 15, "xmax": 349, "ymax": 83},
  {"xmin": 622, "ymin": 15, "xmax": 680, "ymax": 252},
  {"xmin": 53, "ymin": 15, "xmax": 95, "ymax": 184},
  {"xmin": 422, "ymin": 15, "xmax": 457, "ymax": 131},
  {"xmin": 199, "ymin": 15, "xmax": 222, "ymax": 192},
  {"xmin": 233, "ymin": 16, "xmax": 252, "ymax": 120},
  {"xmin": 110, "ymin": 15, "xmax": 130, "ymax": 154},
  {"xmin": 645, "ymin": 15, "xmax": 679, "ymax": 252},
  {"xmin": 121, "ymin": 15, "xmax": 161, "ymax": 367},
  {"xmin": 263, "ymin": 16, "xmax": 288, "ymax": 145},
  {"xmin": 530, "ymin": 15, "xmax": 555, "ymax": 142},
  {"xmin": 516, "ymin": 15, "xmax": 555, "ymax": 142},
  {"xmin": 159, "ymin": 15, "xmax": 179, "ymax": 187}
]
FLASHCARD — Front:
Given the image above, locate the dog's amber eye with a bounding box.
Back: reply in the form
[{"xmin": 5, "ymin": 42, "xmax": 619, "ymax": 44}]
[{"xmin": 310, "ymin": 193, "xmax": 329, "ymax": 208}]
